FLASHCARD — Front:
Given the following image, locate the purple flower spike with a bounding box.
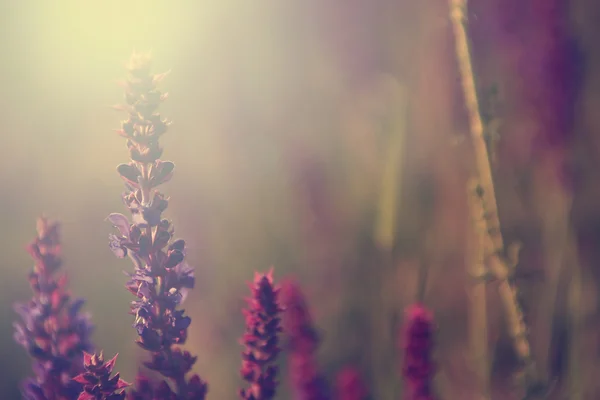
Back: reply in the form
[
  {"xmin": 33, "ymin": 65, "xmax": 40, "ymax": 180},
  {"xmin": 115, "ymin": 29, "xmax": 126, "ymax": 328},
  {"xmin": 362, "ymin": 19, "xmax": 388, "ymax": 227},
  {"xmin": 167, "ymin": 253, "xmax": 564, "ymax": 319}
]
[
  {"xmin": 73, "ymin": 352, "xmax": 130, "ymax": 400},
  {"xmin": 334, "ymin": 367, "xmax": 368, "ymax": 400},
  {"xmin": 400, "ymin": 304, "xmax": 437, "ymax": 400},
  {"xmin": 125, "ymin": 372, "xmax": 205, "ymax": 400},
  {"xmin": 108, "ymin": 52, "xmax": 207, "ymax": 400},
  {"xmin": 239, "ymin": 270, "xmax": 283, "ymax": 400},
  {"xmin": 280, "ymin": 280, "xmax": 330, "ymax": 400},
  {"xmin": 14, "ymin": 217, "xmax": 94, "ymax": 400},
  {"xmin": 125, "ymin": 373, "xmax": 157, "ymax": 400},
  {"xmin": 124, "ymin": 373, "xmax": 177, "ymax": 400}
]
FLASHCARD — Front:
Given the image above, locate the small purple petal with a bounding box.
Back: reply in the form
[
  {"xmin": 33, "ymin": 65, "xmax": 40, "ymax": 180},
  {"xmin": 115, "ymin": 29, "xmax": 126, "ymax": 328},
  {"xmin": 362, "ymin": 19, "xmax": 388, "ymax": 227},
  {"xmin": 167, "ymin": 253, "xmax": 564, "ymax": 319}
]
[
  {"xmin": 106, "ymin": 213, "xmax": 131, "ymax": 238},
  {"xmin": 174, "ymin": 316, "xmax": 191, "ymax": 330},
  {"xmin": 13, "ymin": 323, "xmax": 29, "ymax": 347},
  {"xmin": 168, "ymin": 239, "xmax": 185, "ymax": 252},
  {"xmin": 164, "ymin": 250, "xmax": 184, "ymax": 269},
  {"xmin": 109, "ymin": 235, "xmax": 128, "ymax": 259},
  {"xmin": 68, "ymin": 298, "xmax": 86, "ymax": 317}
]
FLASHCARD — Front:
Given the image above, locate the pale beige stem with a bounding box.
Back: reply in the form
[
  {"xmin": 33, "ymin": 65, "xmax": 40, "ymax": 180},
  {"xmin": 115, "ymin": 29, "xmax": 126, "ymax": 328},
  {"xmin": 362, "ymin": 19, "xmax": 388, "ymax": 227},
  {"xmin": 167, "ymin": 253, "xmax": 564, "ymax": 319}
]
[
  {"xmin": 532, "ymin": 178, "xmax": 573, "ymax": 383},
  {"xmin": 448, "ymin": 0, "xmax": 539, "ymax": 391},
  {"xmin": 373, "ymin": 83, "xmax": 407, "ymax": 251},
  {"xmin": 370, "ymin": 80, "xmax": 409, "ymax": 399},
  {"xmin": 448, "ymin": 0, "xmax": 501, "ymax": 252},
  {"xmin": 566, "ymin": 230, "xmax": 583, "ymax": 400},
  {"xmin": 466, "ymin": 180, "xmax": 491, "ymax": 400}
]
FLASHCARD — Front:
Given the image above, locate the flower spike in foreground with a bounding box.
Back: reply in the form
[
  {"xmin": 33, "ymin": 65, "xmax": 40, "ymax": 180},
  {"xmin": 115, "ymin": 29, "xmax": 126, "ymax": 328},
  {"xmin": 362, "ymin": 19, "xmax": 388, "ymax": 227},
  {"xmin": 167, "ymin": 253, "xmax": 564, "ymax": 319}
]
[
  {"xmin": 14, "ymin": 217, "xmax": 94, "ymax": 400},
  {"xmin": 108, "ymin": 52, "xmax": 207, "ymax": 399},
  {"xmin": 239, "ymin": 270, "xmax": 283, "ymax": 400},
  {"xmin": 280, "ymin": 279, "xmax": 330, "ymax": 400},
  {"xmin": 73, "ymin": 352, "xmax": 129, "ymax": 399},
  {"xmin": 400, "ymin": 304, "xmax": 437, "ymax": 400}
]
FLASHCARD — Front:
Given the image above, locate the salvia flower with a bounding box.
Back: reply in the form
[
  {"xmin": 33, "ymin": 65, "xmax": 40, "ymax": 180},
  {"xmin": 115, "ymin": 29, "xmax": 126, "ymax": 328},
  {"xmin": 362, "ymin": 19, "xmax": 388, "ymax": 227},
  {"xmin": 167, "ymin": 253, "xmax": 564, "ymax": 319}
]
[
  {"xmin": 14, "ymin": 217, "xmax": 94, "ymax": 400},
  {"xmin": 125, "ymin": 374, "xmax": 164, "ymax": 400},
  {"xmin": 239, "ymin": 270, "xmax": 283, "ymax": 400},
  {"xmin": 73, "ymin": 352, "xmax": 129, "ymax": 399},
  {"xmin": 125, "ymin": 373, "xmax": 207, "ymax": 400},
  {"xmin": 400, "ymin": 304, "xmax": 437, "ymax": 400},
  {"xmin": 334, "ymin": 367, "xmax": 368, "ymax": 400},
  {"xmin": 280, "ymin": 280, "xmax": 330, "ymax": 400},
  {"xmin": 108, "ymin": 52, "xmax": 207, "ymax": 399}
]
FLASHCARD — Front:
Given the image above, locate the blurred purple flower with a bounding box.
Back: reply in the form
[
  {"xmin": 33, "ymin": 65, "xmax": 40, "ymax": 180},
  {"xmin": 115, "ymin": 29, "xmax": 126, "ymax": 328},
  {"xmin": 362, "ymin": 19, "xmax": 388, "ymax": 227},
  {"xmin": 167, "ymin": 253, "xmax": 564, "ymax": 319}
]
[
  {"xmin": 14, "ymin": 217, "xmax": 94, "ymax": 400},
  {"xmin": 239, "ymin": 270, "xmax": 283, "ymax": 400},
  {"xmin": 334, "ymin": 367, "xmax": 368, "ymax": 400},
  {"xmin": 73, "ymin": 352, "xmax": 129, "ymax": 400},
  {"xmin": 280, "ymin": 279, "xmax": 330, "ymax": 400},
  {"xmin": 400, "ymin": 304, "xmax": 437, "ymax": 400},
  {"xmin": 108, "ymin": 52, "xmax": 207, "ymax": 400}
]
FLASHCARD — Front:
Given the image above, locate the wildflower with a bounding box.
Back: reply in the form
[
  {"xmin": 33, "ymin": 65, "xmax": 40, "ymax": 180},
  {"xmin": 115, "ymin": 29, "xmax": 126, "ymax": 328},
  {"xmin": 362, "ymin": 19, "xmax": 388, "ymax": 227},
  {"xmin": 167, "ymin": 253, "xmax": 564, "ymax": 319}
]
[
  {"xmin": 334, "ymin": 367, "xmax": 368, "ymax": 400},
  {"xmin": 73, "ymin": 352, "xmax": 129, "ymax": 399},
  {"xmin": 280, "ymin": 280, "xmax": 330, "ymax": 400},
  {"xmin": 108, "ymin": 52, "xmax": 207, "ymax": 399},
  {"xmin": 125, "ymin": 374, "xmax": 160, "ymax": 400},
  {"xmin": 400, "ymin": 304, "xmax": 437, "ymax": 400},
  {"xmin": 239, "ymin": 270, "xmax": 283, "ymax": 400},
  {"xmin": 125, "ymin": 372, "xmax": 207, "ymax": 400},
  {"xmin": 14, "ymin": 217, "xmax": 94, "ymax": 400}
]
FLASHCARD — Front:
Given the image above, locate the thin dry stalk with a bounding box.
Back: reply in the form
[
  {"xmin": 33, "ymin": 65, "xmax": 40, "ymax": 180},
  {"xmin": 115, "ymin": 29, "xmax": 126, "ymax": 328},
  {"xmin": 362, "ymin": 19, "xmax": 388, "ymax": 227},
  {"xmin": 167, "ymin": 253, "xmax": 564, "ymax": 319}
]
[
  {"xmin": 466, "ymin": 180, "xmax": 490, "ymax": 400},
  {"xmin": 532, "ymin": 180, "xmax": 573, "ymax": 385},
  {"xmin": 565, "ymin": 230, "xmax": 583, "ymax": 400},
  {"xmin": 448, "ymin": 0, "xmax": 541, "ymax": 394},
  {"xmin": 448, "ymin": 0, "xmax": 501, "ymax": 239},
  {"xmin": 370, "ymin": 81, "xmax": 408, "ymax": 399},
  {"xmin": 373, "ymin": 84, "xmax": 407, "ymax": 252}
]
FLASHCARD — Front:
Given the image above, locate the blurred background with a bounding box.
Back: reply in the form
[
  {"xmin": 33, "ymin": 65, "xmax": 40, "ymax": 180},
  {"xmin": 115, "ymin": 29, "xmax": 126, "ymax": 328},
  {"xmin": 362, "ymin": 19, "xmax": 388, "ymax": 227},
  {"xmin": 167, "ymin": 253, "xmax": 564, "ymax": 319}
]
[{"xmin": 1, "ymin": 0, "xmax": 599, "ymax": 398}]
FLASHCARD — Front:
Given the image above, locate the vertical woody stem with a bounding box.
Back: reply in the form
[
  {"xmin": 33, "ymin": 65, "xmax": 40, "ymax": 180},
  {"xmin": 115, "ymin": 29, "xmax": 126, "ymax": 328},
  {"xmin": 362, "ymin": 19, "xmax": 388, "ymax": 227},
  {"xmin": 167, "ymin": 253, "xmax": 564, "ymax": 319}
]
[
  {"xmin": 448, "ymin": 0, "xmax": 501, "ymax": 252},
  {"xmin": 566, "ymin": 230, "xmax": 583, "ymax": 400},
  {"xmin": 467, "ymin": 181, "xmax": 490, "ymax": 400},
  {"xmin": 448, "ymin": 0, "xmax": 541, "ymax": 393}
]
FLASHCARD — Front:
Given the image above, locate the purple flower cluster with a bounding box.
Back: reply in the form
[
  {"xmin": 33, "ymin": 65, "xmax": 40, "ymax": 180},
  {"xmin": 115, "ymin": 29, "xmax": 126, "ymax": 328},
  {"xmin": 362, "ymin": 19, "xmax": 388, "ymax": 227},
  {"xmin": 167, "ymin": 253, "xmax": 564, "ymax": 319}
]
[
  {"xmin": 73, "ymin": 352, "xmax": 129, "ymax": 400},
  {"xmin": 280, "ymin": 280, "xmax": 330, "ymax": 400},
  {"xmin": 13, "ymin": 52, "xmax": 446, "ymax": 400},
  {"xmin": 14, "ymin": 217, "xmax": 94, "ymax": 400},
  {"xmin": 107, "ymin": 52, "xmax": 206, "ymax": 399},
  {"xmin": 239, "ymin": 271, "xmax": 283, "ymax": 400},
  {"xmin": 400, "ymin": 304, "xmax": 437, "ymax": 400},
  {"xmin": 125, "ymin": 373, "xmax": 204, "ymax": 400},
  {"xmin": 334, "ymin": 367, "xmax": 368, "ymax": 400}
]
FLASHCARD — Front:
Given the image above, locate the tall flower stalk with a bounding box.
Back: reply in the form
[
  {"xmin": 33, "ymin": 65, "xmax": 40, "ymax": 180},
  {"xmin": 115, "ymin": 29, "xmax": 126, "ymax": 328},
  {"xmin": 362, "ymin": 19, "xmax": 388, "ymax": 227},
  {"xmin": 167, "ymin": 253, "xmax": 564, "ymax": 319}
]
[
  {"xmin": 400, "ymin": 303, "xmax": 437, "ymax": 400},
  {"xmin": 239, "ymin": 271, "xmax": 283, "ymax": 400},
  {"xmin": 14, "ymin": 217, "xmax": 94, "ymax": 400},
  {"xmin": 334, "ymin": 367, "xmax": 367, "ymax": 400},
  {"xmin": 280, "ymin": 279, "xmax": 330, "ymax": 400},
  {"xmin": 107, "ymin": 52, "xmax": 207, "ymax": 400}
]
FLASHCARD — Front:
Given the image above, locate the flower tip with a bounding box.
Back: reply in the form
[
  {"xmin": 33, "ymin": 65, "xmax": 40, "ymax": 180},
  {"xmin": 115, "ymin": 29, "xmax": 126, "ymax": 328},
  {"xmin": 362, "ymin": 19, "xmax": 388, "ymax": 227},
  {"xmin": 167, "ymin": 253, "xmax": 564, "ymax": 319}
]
[
  {"xmin": 35, "ymin": 216, "xmax": 48, "ymax": 235},
  {"xmin": 153, "ymin": 70, "xmax": 171, "ymax": 84},
  {"xmin": 116, "ymin": 378, "xmax": 130, "ymax": 389},
  {"xmin": 266, "ymin": 266, "xmax": 275, "ymax": 281},
  {"xmin": 105, "ymin": 353, "xmax": 119, "ymax": 370},
  {"xmin": 82, "ymin": 351, "xmax": 94, "ymax": 365},
  {"xmin": 405, "ymin": 303, "xmax": 434, "ymax": 322}
]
